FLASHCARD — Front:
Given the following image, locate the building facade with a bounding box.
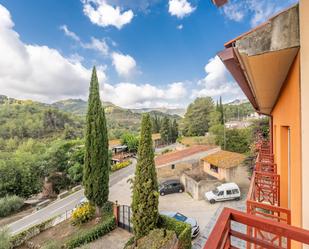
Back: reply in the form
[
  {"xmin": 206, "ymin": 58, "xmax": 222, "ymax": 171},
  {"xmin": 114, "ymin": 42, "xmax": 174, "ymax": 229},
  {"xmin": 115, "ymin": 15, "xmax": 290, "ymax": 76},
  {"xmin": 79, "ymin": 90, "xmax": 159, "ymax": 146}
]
[{"xmin": 206, "ymin": 1, "xmax": 309, "ymax": 248}]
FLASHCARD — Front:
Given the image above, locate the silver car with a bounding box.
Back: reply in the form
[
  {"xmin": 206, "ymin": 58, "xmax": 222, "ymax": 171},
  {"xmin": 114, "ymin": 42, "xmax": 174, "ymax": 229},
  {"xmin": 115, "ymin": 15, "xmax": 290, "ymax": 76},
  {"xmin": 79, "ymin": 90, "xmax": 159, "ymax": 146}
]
[{"xmin": 161, "ymin": 211, "xmax": 200, "ymax": 238}]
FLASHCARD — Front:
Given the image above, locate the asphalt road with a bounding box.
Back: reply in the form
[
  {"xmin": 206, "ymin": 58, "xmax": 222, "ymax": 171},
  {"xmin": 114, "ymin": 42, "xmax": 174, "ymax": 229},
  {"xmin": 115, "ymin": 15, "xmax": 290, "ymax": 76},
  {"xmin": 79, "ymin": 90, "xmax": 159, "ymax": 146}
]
[{"xmin": 7, "ymin": 159, "xmax": 136, "ymax": 235}]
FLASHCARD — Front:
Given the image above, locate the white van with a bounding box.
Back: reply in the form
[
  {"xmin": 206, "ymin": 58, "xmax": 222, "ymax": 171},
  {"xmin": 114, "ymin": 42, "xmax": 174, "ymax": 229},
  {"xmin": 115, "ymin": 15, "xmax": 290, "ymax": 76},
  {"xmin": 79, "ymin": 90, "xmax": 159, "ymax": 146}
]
[{"xmin": 205, "ymin": 183, "xmax": 241, "ymax": 204}]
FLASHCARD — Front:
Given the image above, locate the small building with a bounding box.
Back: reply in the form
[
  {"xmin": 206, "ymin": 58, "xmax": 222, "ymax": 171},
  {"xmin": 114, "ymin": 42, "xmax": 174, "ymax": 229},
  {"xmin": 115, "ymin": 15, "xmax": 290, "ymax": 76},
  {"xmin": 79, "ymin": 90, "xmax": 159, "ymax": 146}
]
[
  {"xmin": 202, "ymin": 150, "xmax": 245, "ymax": 182},
  {"xmin": 155, "ymin": 145, "xmax": 219, "ymax": 179}
]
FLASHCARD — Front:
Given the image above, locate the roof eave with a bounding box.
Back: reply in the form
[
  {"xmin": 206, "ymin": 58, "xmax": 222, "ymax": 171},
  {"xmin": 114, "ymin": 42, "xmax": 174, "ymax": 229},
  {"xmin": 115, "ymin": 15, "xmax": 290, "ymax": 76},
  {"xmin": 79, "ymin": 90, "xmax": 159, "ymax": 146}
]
[{"xmin": 217, "ymin": 47, "xmax": 259, "ymax": 111}]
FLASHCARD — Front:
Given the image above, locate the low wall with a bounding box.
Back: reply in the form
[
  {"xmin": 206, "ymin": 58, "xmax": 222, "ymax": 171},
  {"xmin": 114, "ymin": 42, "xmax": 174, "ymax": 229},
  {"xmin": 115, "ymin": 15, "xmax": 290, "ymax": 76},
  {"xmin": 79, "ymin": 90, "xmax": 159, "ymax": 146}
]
[{"xmin": 180, "ymin": 172, "xmax": 219, "ymax": 200}]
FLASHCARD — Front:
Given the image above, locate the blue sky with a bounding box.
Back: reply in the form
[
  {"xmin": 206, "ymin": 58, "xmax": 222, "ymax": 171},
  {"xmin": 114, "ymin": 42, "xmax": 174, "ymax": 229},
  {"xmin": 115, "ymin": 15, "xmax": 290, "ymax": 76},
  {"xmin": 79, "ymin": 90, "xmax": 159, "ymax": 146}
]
[{"xmin": 0, "ymin": 0, "xmax": 298, "ymax": 108}]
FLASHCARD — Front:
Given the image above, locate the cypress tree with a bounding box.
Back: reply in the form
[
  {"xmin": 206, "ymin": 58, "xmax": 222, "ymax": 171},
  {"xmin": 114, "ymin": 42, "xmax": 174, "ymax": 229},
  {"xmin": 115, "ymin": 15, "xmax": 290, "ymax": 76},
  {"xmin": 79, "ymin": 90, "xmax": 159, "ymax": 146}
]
[
  {"xmin": 83, "ymin": 67, "xmax": 109, "ymax": 214},
  {"xmin": 132, "ymin": 114, "xmax": 159, "ymax": 239},
  {"xmin": 219, "ymin": 96, "xmax": 224, "ymax": 125},
  {"xmin": 171, "ymin": 119, "xmax": 179, "ymax": 142},
  {"xmin": 160, "ymin": 117, "xmax": 170, "ymax": 144}
]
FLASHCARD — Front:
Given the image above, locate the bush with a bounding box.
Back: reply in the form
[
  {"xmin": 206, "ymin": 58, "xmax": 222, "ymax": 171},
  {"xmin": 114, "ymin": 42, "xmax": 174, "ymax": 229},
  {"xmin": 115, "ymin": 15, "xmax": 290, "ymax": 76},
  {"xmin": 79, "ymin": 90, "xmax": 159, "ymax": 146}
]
[
  {"xmin": 66, "ymin": 215, "xmax": 116, "ymax": 249},
  {"xmin": 125, "ymin": 229, "xmax": 176, "ymax": 249},
  {"xmin": 158, "ymin": 215, "xmax": 192, "ymax": 249},
  {"xmin": 101, "ymin": 201, "xmax": 113, "ymax": 215},
  {"xmin": 0, "ymin": 227, "xmax": 11, "ymax": 249},
  {"xmin": 71, "ymin": 202, "xmax": 95, "ymax": 226},
  {"xmin": 111, "ymin": 160, "xmax": 131, "ymax": 172},
  {"xmin": 0, "ymin": 195, "xmax": 24, "ymax": 217}
]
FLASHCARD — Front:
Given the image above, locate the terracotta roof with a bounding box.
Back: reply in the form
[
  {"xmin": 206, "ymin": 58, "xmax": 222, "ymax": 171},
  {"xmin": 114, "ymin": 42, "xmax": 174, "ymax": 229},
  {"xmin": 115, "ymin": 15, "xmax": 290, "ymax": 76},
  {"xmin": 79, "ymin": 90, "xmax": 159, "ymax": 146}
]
[
  {"xmin": 155, "ymin": 145, "xmax": 215, "ymax": 166},
  {"xmin": 202, "ymin": 150, "xmax": 245, "ymax": 169}
]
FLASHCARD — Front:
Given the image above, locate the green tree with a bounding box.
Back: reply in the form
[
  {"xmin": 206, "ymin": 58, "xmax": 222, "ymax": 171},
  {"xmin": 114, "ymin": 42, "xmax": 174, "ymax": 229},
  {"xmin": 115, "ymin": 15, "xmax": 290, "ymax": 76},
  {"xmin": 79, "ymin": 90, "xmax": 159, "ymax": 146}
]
[
  {"xmin": 160, "ymin": 117, "xmax": 170, "ymax": 144},
  {"xmin": 170, "ymin": 119, "xmax": 179, "ymax": 143},
  {"xmin": 121, "ymin": 133, "xmax": 139, "ymax": 153},
  {"xmin": 151, "ymin": 115, "xmax": 161, "ymax": 133},
  {"xmin": 83, "ymin": 67, "xmax": 109, "ymax": 214},
  {"xmin": 218, "ymin": 96, "xmax": 224, "ymax": 125},
  {"xmin": 208, "ymin": 111, "xmax": 221, "ymax": 128},
  {"xmin": 182, "ymin": 97, "xmax": 214, "ymax": 136},
  {"xmin": 132, "ymin": 114, "xmax": 159, "ymax": 239}
]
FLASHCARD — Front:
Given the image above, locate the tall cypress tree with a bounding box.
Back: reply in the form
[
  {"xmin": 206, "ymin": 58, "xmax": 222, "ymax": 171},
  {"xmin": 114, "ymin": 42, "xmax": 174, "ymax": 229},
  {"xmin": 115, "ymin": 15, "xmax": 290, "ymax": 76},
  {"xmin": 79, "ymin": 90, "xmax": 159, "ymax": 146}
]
[
  {"xmin": 83, "ymin": 67, "xmax": 109, "ymax": 214},
  {"xmin": 219, "ymin": 96, "xmax": 224, "ymax": 125},
  {"xmin": 132, "ymin": 114, "xmax": 159, "ymax": 239},
  {"xmin": 160, "ymin": 117, "xmax": 170, "ymax": 144}
]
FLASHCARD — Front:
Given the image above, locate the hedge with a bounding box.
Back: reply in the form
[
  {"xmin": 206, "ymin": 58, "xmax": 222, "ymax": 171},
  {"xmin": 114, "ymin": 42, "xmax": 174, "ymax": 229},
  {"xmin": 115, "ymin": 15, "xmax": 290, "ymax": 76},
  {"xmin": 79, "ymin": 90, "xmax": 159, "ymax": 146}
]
[
  {"xmin": 65, "ymin": 214, "xmax": 116, "ymax": 249},
  {"xmin": 158, "ymin": 215, "xmax": 192, "ymax": 249},
  {"xmin": 0, "ymin": 195, "xmax": 24, "ymax": 217},
  {"xmin": 125, "ymin": 229, "xmax": 176, "ymax": 249},
  {"xmin": 111, "ymin": 160, "xmax": 131, "ymax": 172}
]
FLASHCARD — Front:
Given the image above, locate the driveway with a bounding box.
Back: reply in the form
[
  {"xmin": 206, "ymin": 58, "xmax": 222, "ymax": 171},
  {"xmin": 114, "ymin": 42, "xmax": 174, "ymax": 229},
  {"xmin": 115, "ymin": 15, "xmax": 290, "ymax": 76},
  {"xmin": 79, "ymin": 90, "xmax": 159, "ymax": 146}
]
[
  {"xmin": 109, "ymin": 174, "xmax": 247, "ymax": 233},
  {"xmin": 7, "ymin": 159, "xmax": 136, "ymax": 235}
]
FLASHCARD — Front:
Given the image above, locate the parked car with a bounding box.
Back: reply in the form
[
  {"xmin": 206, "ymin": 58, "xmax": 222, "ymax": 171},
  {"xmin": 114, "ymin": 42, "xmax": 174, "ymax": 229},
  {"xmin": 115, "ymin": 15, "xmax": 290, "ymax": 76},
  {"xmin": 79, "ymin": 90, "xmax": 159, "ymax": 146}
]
[
  {"xmin": 161, "ymin": 211, "xmax": 200, "ymax": 238},
  {"xmin": 205, "ymin": 182, "xmax": 241, "ymax": 204},
  {"xmin": 159, "ymin": 180, "xmax": 184, "ymax": 196}
]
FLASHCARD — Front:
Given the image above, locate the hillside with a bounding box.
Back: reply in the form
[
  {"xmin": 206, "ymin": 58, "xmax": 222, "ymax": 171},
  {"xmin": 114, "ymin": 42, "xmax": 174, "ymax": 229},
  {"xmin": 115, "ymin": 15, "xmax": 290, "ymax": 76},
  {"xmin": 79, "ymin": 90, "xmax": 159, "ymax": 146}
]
[
  {"xmin": 0, "ymin": 96, "xmax": 181, "ymax": 140},
  {"xmin": 131, "ymin": 107, "xmax": 186, "ymax": 117},
  {"xmin": 0, "ymin": 96, "xmax": 84, "ymax": 140}
]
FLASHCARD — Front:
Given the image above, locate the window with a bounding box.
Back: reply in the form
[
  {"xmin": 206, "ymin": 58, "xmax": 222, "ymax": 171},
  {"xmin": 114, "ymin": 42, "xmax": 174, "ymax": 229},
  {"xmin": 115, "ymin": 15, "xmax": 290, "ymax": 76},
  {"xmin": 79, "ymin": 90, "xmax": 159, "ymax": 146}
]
[
  {"xmin": 171, "ymin": 164, "xmax": 175, "ymax": 170},
  {"xmin": 226, "ymin": 190, "xmax": 232, "ymax": 195},
  {"xmin": 218, "ymin": 191, "xmax": 224, "ymax": 196},
  {"xmin": 210, "ymin": 164, "xmax": 218, "ymax": 173},
  {"xmin": 232, "ymin": 189, "xmax": 239, "ymax": 194}
]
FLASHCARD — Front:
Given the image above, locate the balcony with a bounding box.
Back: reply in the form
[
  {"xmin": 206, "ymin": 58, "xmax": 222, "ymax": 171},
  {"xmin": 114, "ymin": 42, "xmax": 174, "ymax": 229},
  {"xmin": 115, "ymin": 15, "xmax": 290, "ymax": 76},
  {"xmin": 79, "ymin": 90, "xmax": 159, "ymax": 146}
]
[{"xmin": 203, "ymin": 141, "xmax": 309, "ymax": 249}]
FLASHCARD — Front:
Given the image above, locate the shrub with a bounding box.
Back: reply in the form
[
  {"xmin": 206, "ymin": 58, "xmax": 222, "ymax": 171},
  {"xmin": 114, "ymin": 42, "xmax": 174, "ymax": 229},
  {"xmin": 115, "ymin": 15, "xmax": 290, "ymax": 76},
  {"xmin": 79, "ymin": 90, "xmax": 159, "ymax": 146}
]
[
  {"xmin": 101, "ymin": 201, "xmax": 113, "ymax": 215},
  {"xmin": 158, "ymin": 215, "xmax": 192, "ymax": 249},
  {"xmin": 125, "ymin": 229, "xmax": 176, "ymax": 249},
  {"xmin": 0, "ymin": 227, "xmax": 11, "ymax": 249},
  {"xmin": 66, "ymin": 215, "xmax": 116, "ymax": 249},
  {"xmin": 0, "ymin": 195, "xmax": 24, "ymax": 217},
  {"xmin": 111, "ymin": 160, "xmax": 131, "ymax": 172},
  {"xmin": 71, "ymin": 202, "xmax": 95, "ymax": 226},
  {"xmin": 161, "ymin": 148, "xmax": 172, "ymax": 155}
]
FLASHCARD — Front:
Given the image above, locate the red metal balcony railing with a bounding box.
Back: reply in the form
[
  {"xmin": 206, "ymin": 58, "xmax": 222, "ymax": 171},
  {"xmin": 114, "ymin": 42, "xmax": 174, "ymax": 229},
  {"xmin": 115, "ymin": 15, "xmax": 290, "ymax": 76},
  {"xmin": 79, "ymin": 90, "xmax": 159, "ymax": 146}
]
[
  {"xmin": 204, "ymin": 208, "xmax": 309, "ymax": 249},
  {"xmin": 203, "ymin": 140, "xmax": 309, "ymax": 249}
]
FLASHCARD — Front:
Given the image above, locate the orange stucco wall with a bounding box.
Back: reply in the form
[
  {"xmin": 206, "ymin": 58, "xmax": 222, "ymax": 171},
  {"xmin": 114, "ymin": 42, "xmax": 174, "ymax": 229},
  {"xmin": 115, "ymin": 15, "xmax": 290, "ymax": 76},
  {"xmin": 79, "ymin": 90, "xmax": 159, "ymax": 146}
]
[{"xmin": 271, "ymin": 52, "xmax": 302, "ymax": 228}]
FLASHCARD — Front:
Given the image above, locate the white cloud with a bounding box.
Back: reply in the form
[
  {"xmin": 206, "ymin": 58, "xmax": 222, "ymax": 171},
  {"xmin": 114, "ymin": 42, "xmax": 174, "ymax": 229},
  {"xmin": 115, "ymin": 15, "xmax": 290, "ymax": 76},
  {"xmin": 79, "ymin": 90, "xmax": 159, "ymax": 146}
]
[
  {"xmin": 111, "ymin": 52, "xmax": 136, "ymax": 78},
  {"xmin": 102, "ymin": 82, "xmax": 187, "ymax": 108},
  {"xmin": 168, "ymin": 0, "xmax": 196, "ymax": 19},
  {"xmin": 82, "ymin": 37, "xmax": 109, "ymax": 56},
  {"xmin": 60, "ymin": 25, "xmax": 137, "ymax": 76},
  {"xmin": 0, "ymin": 4, "xmax": 106, "ymax": 103},
  {"xmin": 177, "ymin": 24, "xmax": 183, "ymax": 30},
  {"xmin": 193, "ymin": 56, "xmax": 244, "ymax": 101},
  {"xmin": 222, "ymin": 0, "xmax": 298, "ymax": 27},
  {"xmin": 82, "ymin": 0, "xmax": 134, "ymax": 29},
  {"xmin": 60, "ymin": 25, "xmax": 109, "ymax": 56},
  {"xmin": 59, "ymin": 25, "xmax": 80, "ymax": 42}
]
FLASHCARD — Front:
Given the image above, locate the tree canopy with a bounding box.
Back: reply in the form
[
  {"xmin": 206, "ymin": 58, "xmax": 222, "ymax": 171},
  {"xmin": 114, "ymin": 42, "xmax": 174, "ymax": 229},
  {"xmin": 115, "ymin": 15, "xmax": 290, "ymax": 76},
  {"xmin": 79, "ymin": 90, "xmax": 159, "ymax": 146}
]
[
  {"xmin": 132, "ymin": 114, "xmax": 159, "ymax": 239},
  {"xmin": 182, "ymin": 97, "xmax": 214, "ymax": 136},
  {"xmin": 83, "ymin": 67, "xmax": 109, "ymax": 209}
]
